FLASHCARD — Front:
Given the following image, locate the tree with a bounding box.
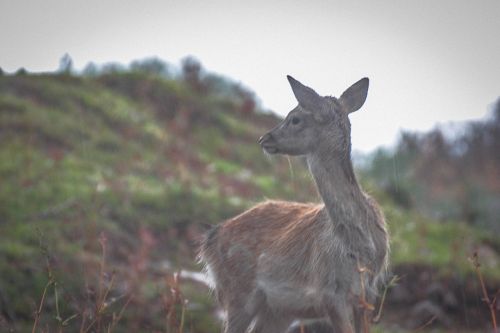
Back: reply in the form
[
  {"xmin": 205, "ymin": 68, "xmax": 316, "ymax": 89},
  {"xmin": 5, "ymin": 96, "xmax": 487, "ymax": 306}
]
[
  {"xmin": 181, "ymin": 56, "xmax": 204, "ymax": 92},
  {"xmin": 82, "ymin": 62, "xmax": 98, "ymax": 77},
  {"xmin": 130, "ymin": 57, "xmax": 170, "ymax": 77},
  {"xmin": 58, "ymin": 53, "xmax": 73, "ymax": 74},
  {"xmin": 15, "ymin": 67, "xmax": 27, "ymax": 76}
]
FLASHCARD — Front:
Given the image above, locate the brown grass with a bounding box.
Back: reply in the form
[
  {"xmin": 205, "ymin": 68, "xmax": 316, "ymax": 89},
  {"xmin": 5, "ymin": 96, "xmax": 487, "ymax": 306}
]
[
  {"xmin": 469, "ymin": 251, "xmax": 498, "ymax": 333},
  {"xmin": 31, "ymin": 228, "xmax": 197, "ymax": 333}
]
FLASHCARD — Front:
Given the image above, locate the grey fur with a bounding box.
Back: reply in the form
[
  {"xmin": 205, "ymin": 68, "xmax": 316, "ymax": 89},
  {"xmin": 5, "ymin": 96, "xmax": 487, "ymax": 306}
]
[{"xmin": 199, "ymin": 76, "xmax": 389, "ymax": 333}]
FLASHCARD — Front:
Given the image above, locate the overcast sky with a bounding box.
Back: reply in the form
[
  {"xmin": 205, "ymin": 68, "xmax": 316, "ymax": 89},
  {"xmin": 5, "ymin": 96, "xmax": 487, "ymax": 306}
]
[{"xmin": 1, "ymin": 0, "xmax": 499, "ymax": 152}]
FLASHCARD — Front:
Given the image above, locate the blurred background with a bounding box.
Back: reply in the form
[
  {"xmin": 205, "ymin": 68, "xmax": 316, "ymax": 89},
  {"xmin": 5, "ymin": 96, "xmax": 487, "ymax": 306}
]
[{"xmin": 0, "ymin": 0, "xmax": 499, "ymax": 332}]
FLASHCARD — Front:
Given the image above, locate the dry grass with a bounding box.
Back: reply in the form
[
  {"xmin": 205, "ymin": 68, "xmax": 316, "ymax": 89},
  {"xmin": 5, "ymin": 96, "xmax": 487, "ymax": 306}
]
[
  {"xmin": 469, "ymin": 251, "xmax": 498, "ymax": 333},
  {"xmin": 30, "ymin": 229, "xmax": 198, "ymax": 333},
  {"xmin": 163, "ymin": 272, "xmax": 188, "ymax": 333}
]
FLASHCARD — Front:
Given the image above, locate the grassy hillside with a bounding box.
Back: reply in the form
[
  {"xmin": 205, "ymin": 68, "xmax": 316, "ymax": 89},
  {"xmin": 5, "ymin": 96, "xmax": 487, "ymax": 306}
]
[{"xmin": 0, "ymin": 63, "xmax": 498, "ymax": 332}]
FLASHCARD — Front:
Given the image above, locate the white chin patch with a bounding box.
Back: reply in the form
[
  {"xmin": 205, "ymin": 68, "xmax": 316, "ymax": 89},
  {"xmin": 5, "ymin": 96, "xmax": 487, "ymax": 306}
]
[{"xmin": 264, "ymin": 147, "xmax": 279, "ymax": 154}]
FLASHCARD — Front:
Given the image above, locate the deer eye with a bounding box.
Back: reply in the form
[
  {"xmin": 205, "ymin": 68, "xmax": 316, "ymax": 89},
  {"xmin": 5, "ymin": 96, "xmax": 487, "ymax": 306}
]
[{"xmin": 291, "ymin": 117, "xmax": 301, "ymax": 125}]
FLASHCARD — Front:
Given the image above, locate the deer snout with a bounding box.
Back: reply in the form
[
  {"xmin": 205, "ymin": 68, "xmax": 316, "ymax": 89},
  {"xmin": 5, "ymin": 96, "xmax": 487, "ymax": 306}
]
[
  {"xmin": 258, "ymin": 133, "xmax": 271, "ymax": 145},
  {"xmin": 258, "ymin": 132, "xmax": 279, "ymax": 154}
]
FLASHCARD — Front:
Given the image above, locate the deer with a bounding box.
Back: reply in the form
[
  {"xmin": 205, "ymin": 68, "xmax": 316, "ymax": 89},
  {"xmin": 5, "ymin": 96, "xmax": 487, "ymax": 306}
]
[{"xmin": 199, "ymin": 76, "xmax": 389, "ymax": 333}]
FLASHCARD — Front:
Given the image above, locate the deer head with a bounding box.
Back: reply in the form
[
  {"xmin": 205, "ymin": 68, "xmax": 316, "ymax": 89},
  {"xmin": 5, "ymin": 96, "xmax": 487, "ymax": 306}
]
[{"xmin": 258, "ymin": 76, "xmax": 369, "ymax": 157}]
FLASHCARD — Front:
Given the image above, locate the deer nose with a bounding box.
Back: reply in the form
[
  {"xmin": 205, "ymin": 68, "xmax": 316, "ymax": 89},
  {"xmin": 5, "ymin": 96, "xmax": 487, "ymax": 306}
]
[{"xmin": 258, "ymin": 133, "xmax": 272, "ymax": 145}]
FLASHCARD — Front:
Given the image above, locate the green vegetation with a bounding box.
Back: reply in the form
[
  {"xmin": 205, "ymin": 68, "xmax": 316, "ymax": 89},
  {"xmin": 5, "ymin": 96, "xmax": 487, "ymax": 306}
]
[{"xmin": 0, "ymin": 58, "xmax": 498, "ymax": 332}]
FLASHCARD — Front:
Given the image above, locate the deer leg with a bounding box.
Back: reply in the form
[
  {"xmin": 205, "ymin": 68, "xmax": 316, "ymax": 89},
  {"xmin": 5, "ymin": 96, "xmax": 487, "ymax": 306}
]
[
  {"xmin": 352, "ymin": 306, "xmax": 366, "ymax": 333},
  {"xmin": 223, "ymin": 288, "xmax": 266, "ymax": 333},
  {"xmin": 253, "ymin": 311, "xmax": 292, "ymax": 333},
  {"xmin": 324, "ymin": 299, "xmax": 354, "ymax": 333},
  {"xmin": 224, "ymin": 305, "xmax": 253, "ymax": 333}
]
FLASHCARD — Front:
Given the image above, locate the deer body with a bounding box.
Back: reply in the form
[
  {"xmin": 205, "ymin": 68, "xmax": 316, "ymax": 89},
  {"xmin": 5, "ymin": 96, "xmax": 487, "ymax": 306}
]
[{"xmin": 200, "ymin": 76, "xmax": 389, "ymax": 333}]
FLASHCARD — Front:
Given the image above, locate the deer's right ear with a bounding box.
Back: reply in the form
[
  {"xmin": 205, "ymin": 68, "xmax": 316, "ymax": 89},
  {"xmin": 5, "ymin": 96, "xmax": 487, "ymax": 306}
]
[
  {"xmin": 287, "ymin": 75, "xmax": 323, "ymax": 112},
  {"xmin": 338, "ymin": 78, "xmax": 369, "ymax": 114}
]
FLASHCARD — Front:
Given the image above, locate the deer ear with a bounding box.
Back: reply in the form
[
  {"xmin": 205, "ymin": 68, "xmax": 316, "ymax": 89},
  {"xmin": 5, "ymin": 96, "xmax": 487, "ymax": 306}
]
[
  {"xmin": 338, "ymin": 78, "xmax": 369, "ymax": 114},
  {"xmin": 287, "ymin": 75, "xmax": 323, "ymax": 111}
]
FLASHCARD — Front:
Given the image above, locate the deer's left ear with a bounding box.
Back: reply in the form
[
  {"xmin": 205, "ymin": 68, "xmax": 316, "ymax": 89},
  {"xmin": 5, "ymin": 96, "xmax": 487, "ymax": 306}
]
[
  {"xmin": 287, "ymin": 75, "xmax": 323, "ymax": 112},
  {"xmin": 338, "ymin": 78, "xmax": 369, "ymax": 114}
]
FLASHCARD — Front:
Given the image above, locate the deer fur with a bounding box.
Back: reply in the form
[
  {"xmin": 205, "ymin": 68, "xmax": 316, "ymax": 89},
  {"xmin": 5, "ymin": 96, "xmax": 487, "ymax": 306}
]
[{"xmin": 199, "ymin": 76, "xmax": 389, "ymax": 333}]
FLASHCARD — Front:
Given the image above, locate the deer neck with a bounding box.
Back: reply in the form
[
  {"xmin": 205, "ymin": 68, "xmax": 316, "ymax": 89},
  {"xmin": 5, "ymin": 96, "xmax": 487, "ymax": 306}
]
[{"xmin": 307, "ymin": 149, "xmax": 364, "ymax": 225}]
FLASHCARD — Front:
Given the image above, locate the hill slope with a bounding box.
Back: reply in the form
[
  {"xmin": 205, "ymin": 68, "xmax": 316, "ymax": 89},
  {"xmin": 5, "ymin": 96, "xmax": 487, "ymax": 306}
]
[{"xmin": 0, "ymin": 66, "xmax": 498, "ymax": 332}]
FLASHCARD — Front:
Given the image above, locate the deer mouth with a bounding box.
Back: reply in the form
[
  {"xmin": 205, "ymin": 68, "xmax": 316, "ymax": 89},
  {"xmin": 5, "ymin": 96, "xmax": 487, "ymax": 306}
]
[
  {"xmin": 262, "ymin": 145, "xmax": 279, "ymax": 154},
  {"xmin": 258, "ymin": 134, "xmax": 279, "ymax": 154}
]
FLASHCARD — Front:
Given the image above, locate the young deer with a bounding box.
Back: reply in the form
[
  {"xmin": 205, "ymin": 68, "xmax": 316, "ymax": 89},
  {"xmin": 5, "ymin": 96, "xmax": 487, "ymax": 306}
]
[{"xmin": 199, "ymin": 76, "xmax": 389, "ymax": 333}]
